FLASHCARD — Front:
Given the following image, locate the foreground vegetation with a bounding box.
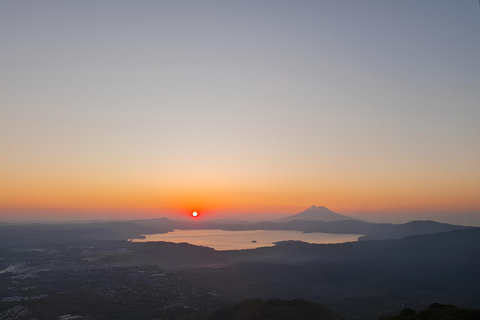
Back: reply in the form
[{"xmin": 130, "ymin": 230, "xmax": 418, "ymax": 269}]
[{"xmin": 381, "ymin": 303, "xmax": 480, "ymax": 320}]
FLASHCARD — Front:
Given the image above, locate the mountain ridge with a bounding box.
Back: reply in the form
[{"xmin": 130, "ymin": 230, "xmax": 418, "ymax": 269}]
[{"xmin": 274, "ymin": 205, "xmax": 360, "ymax": 223}]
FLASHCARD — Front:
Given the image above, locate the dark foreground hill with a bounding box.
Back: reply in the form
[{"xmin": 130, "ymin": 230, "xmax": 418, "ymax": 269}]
[
  {"xmin": 380, "ymin": 303, "xmax": 480, "ymax": 320},
  {"xmin": 205, "ymin": 299, "xmax": 341, "ymax": 320},
  {"xmin": 204, "ymin": 301, "xmax": 480, "ymax": 320}
]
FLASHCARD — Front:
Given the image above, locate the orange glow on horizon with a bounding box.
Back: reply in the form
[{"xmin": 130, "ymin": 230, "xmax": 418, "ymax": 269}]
[{"xmin": 1, "ymin": 166, "xmax": 479, "ymax": 220}]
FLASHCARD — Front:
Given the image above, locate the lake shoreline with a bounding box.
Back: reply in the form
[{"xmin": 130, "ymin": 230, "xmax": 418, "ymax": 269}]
[{"xmin": 130, "ymin": 229, "xmax": 363, "ymax": 251}]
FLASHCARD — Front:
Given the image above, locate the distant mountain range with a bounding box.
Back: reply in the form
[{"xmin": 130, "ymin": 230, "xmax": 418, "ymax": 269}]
[
  {"xmin": 274, "ymin": 205, "xmax": 360, "ymax": 223},
  {"xmin": 0, "ymin": 206, "xmax": 472, "ymax": 243},
  {"xmin": 358, "ymin": 220, "xmax": 468, "ymax": 240}
]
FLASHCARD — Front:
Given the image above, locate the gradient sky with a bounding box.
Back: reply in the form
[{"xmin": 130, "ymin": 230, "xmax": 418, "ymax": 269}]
[{"xmin": 1, "ymin": 1, "xmax": 479, "ymax": 222}]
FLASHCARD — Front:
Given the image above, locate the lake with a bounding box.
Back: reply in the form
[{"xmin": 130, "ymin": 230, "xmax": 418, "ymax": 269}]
[{"xmin": 130, "ymin": 229, "xmax": 363, "ymax": 250}]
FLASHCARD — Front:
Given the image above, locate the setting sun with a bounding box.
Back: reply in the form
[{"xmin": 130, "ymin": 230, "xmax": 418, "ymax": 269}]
[{"xmin": 192, "ymin": 212, "xmax": 198, "ymax": 217}]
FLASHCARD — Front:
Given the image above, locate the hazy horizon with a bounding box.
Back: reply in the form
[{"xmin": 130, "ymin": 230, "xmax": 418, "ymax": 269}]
[{"xmin": 2, "ymin": 206, "xmax": 480, "ymax": 227}]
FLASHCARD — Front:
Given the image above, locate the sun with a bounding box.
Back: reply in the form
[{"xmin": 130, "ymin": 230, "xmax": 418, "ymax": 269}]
[{"xmin": 192, "ymin": 211, "xmax": 198, "ymax": 217}]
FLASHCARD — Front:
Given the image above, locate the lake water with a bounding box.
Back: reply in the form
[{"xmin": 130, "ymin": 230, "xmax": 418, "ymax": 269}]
[{"xmin": 130, "ymin": 229, "xmax": 363, "ymax": 250}]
